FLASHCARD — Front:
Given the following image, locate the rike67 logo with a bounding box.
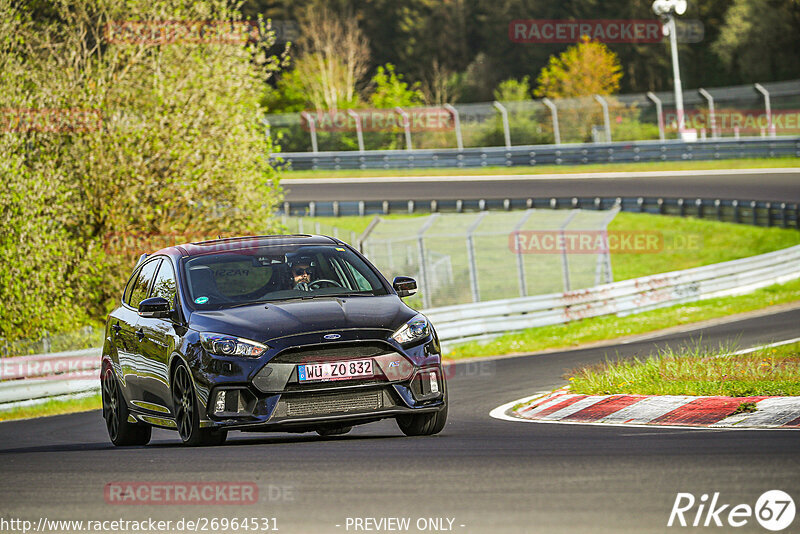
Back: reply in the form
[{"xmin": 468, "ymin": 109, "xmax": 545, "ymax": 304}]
[{"xmin": 668, "ymin": 490, "xmax": 795, "ymax": 531}]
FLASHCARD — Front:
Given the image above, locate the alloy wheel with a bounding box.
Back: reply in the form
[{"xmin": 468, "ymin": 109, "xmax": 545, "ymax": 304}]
[{"xmin": 173, "ymin": 366, "xmax": 195, "ymax": 442}]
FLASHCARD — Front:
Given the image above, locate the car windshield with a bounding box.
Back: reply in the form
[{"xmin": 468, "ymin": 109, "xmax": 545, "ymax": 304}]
[{"xmin": 182, "ymin": 243, "xmax": 388, "ymax": 309}]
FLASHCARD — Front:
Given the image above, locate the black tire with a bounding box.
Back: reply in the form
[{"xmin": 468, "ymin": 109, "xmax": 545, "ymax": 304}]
[
  {"xmin": 316, "ymin": 425, "xmax": 353, "ymax": 437},
  {"xmin": 102, "ymin": 366, "xmax": 152, "ymax": 446},
  {"xmin": 396, "ymin": 403, "xmax": 448, "ymax": 436},
  {"xmin": 172, "ymin": 365, "xmax": 227, "ymax": 447}
]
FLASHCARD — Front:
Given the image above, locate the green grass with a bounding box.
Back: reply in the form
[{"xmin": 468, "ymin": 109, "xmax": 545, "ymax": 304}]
[
  {"xmin": 608, "ymin": 212, "xmax": 800, "ymax": 281},
  {"xmin": 566, "ymin": 342, "xmax": 800, "ymax": 397},
  {"xmin": 0, "ymin": 393, "xmax": 100, "ymax": 422},
  {"xmin": 445, "ymin": 277, "xmax": 800, "ymax": 359},
  {"xmin": 732, "ymin": 401, "xmax": 758, "ymax": 414},
  {"xmin": 280, "ymin": 156, "xmax": 800, "ymax": 180}
]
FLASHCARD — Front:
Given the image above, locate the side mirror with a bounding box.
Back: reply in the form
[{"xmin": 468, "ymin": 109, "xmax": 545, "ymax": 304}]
[
  {"xmin": 138, "ymin": 296, "xmax": 172, "ymax": 318},
  {"xmin": 392, "ymin": 276, "xmax": 417, "ymax": 298}
]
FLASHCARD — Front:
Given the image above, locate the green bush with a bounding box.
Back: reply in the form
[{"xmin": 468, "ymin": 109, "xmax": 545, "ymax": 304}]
[{"xmin": 0, "ymin": 0, "xmax": 285, "ymax": 341}]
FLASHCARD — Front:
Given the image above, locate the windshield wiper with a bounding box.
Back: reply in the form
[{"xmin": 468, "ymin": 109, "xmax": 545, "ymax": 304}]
[{"xmin": 224, "ymin": 299, "xmax": 273, "ymax": 309}]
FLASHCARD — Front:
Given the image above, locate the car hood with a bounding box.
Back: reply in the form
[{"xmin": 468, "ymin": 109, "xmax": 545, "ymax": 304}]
[{"xmin": 188, "ymin": 295, "xmax": 416, "ymax": 343}]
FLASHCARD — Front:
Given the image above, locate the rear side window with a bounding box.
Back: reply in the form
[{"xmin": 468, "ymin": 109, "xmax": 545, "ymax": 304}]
[{"xmin": 126, "ymin": 259, "xmax": 161, "ymax": 309}]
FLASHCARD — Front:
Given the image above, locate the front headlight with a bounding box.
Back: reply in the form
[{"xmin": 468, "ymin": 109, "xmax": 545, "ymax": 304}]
[
  {"xmin": 200, "ymin": 333, "xmax": 267, "ymax": 357},
  {"xmin": 392, "ymin": 314, "xmax": 430, "ymax": 345}
]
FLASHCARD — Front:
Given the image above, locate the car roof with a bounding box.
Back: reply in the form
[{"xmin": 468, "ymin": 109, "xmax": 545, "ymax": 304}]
[{"xmin": 150, "ymin": 234, "xmax": 344, "ymax": 258}]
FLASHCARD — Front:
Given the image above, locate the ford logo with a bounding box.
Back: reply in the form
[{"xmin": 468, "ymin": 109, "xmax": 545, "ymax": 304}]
[{"xmin": 323, "ymin": 334, "xmax": 341, "ymax": 340}]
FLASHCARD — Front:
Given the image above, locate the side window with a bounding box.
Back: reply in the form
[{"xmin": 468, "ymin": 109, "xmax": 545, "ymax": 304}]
[
  {"xmin": 151, "ymin": 259, "xmax": 177, "ymax": 307},
  {"xmin": 122, "ymin": 274, "xmax": 137, "ymax": 304},
  {"xmin": 127, "ymin": 259, "xmax": 161, "ymax": 309}
]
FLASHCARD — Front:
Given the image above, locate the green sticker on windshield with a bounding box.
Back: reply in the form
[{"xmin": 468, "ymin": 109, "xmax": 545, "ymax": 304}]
[{"xmin": 194, "ymin": 296, "xmax": 209, "ymax": 304}]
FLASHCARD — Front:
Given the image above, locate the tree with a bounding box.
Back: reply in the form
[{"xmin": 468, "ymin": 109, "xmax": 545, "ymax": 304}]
[
  {"xmin": 420, "ymin": 59, "xmax": 461, "ymax": 105},
  {"xmin": 494, "ymin": 76, "xmax": 532, "ymax": 102},
  {"xmin": 296, "ymin": 4, "xmax": 370, "ymax": 111},
  {"xmin": 713, "ymin": 0, "xmax": 800, "ymax": 82},
  {"xmin": 368, "ymin": 64, "xmax": 425, "ymax": 109},
  {"xmin": 534, "ymin": 36, "xmax": 622, "ymax": 98},
  {"xmin": 0, "ymin": 0, "xmax": 285, "ymax": 340}
]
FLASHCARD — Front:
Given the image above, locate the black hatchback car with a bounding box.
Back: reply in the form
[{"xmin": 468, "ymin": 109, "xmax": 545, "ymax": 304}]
[{"xmin": 101, "ymin": 235, "xmax": 447, "ymax": 446}]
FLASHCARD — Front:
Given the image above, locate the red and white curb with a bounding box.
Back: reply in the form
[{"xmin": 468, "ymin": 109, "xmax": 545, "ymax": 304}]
[
  {"xmin": 491, "ymin": 388, "xmax": 800, "ymax": 430},
  {"xmin": 490, "ymin": 338, "xmax": 800, "ymax": 430}
]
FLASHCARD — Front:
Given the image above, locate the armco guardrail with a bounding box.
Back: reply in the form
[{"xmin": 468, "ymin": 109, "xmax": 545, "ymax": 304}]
[
  {"xmin": 2, "ymin": 244, "xmax": 799, "ymax": 406},
  {"xmin": 275, "ymin": 137, "xmax": 800, "ymax": 171},
  {"xmin": 0, "ymin": 348, "xmax": 101, "ymax": 407},
  {"xmin": 0, "ymin": 348, "xmax": 100, "ymax": 380},
  {"xmin": 283, "ymin": 196, "xmax": 800, "ymax": 229},
  {"xmin": 424, "ymin": 244, "xmax": 800, "ymax": 343}
]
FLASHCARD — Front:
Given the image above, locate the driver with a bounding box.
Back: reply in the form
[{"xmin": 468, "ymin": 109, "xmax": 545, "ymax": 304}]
[{"xmin": 290, "ymin": 258, "xmax": 315, "ymax": 291}]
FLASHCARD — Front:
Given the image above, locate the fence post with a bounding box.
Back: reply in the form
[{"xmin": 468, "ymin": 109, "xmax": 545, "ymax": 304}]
[
  {"xmin": 395, "ymin": 107, "xmax": 413, "ymax": 150},
  {"xmin": 559, "ymin": 210, "xmax": 580, "ymax": 291},
  {"xmin": 754, "ymin": 83, "xmax": 775, "ymax": 137},
  {"xmin": 646, "ymin": 92, "xmax": 665, "ymax": 142},
  {"xmin": 357, "ymin": 215, "xmax": 381, "ymax": 254},
  {"xmin": 594, "ymin": 95, "xmax": 612, "ymax": 142},
  {"xmin": 466, "ymin": 212, "xmax": 488, "ymax": 303},
  {"xmin": 513, "ymin": 209, "xmax": 535, "ymax": 297},
  {"xmin": 595, "ymin": 206, "xmax": 620, "ymax": 285},
  {"xmin": 42, "ymin": 330, "xmax": 51, "ymax": 353},
  {"xmin": 698, "ymin": 88, "xmax": 717, "ymax": 138},
  {"xmin": 347, "ymin": 109, "xmax": 365, "ymax": 152},
  {"xmin": 443, "ymin": 104, "xmax": 463, "ymax": 151},
  {"xmin": 300, "ymin": 111, "xmax": 318, "ymax": 153},
  {"xmin": 493, "ymin": 101, "xmax": 511, "ymax": 148},
  {"xmin": 417, "ymin": 214, "xmax": 440, "ymax": 308},
  {"xmin": 542, "ymin": 98, "xmax": 561, "ymax": 145}
]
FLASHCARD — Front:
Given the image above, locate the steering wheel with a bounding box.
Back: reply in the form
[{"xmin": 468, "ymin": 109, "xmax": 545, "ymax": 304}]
[{"xmin": 309, "ymin": 279, "xmax": 343, "ymax": 289}]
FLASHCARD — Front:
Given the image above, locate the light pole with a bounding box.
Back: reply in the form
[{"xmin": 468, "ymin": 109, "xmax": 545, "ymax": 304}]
[{"xmin": 653, "ymin": 0, "xmax": 688, "ymax": 137}]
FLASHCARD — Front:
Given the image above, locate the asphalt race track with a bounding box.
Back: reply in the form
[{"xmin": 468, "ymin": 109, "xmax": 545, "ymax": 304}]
[
  {"xmin": 283, "ymin": 168, "xmax": 800, "ymax": 204},
  {"xmin": 2, "ymin": 307, "xmax": 799, "ymax": 534}
]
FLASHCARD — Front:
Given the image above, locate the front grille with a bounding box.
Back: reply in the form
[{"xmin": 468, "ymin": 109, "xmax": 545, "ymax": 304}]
[
  {"xmin": 283, "ymin": 377, "xmax": 387, "ymax": 392},
  {"xmin": 272, "ymin": 342, "xmax": 393, "ymax": 364},
  {"xmin": 285, "ymin": 390, "xmax": 383, "ymax": 417}
]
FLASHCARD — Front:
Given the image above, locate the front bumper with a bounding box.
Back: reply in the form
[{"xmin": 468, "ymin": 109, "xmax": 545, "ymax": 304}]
[{"xmin": 197, "ymin": 338, "xmax": 446, "ymax": 431}]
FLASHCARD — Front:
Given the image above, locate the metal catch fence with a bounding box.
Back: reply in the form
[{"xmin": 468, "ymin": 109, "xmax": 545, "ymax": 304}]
[
  {"xmin": 267, "ymin": 79, "xmax": 800, "ymax": 154},
  {"xmin": 358, "ymin": 208, "xmax": 619, "ymax": 309}
]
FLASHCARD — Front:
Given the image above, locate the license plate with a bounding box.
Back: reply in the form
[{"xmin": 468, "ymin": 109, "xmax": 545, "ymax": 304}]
[{"xmin": 298, "ymin": 359, "xmax": 374, "ymax": 382}]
